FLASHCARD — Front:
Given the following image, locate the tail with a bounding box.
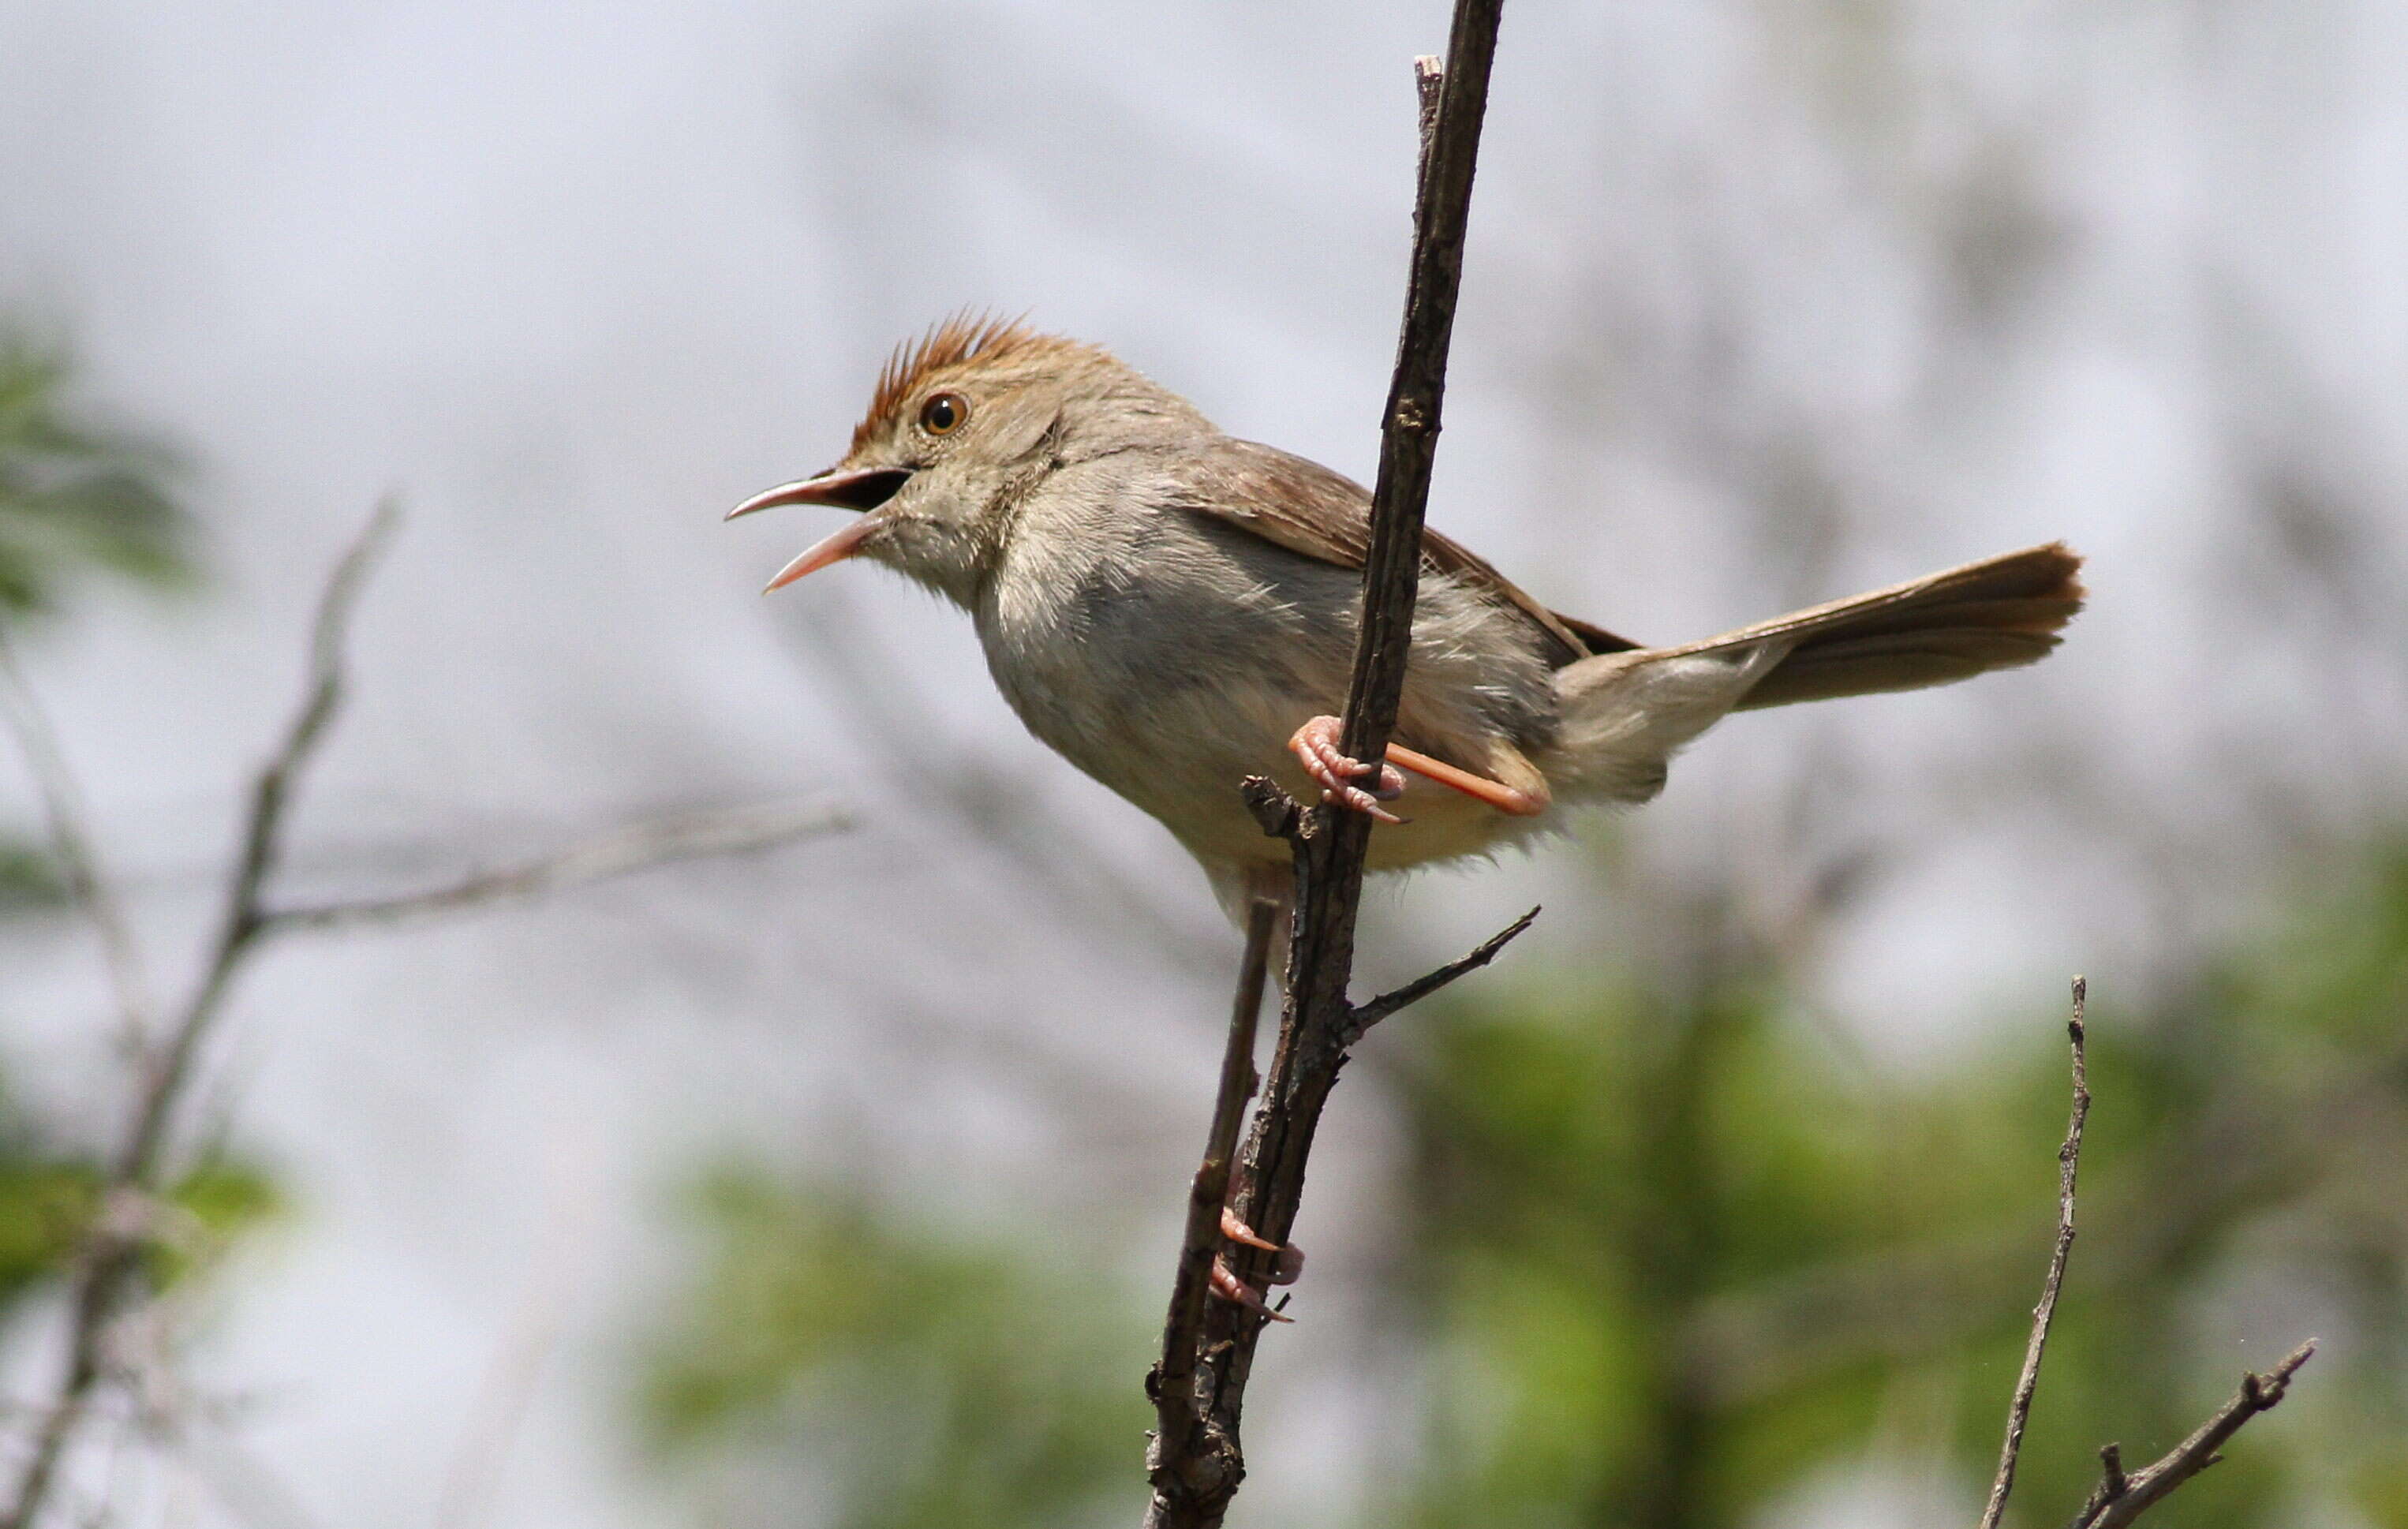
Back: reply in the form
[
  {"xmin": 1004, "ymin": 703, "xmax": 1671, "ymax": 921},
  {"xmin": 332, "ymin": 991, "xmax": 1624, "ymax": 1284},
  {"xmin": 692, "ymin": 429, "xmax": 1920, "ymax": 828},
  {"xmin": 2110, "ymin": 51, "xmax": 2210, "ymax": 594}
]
[
  {"xmin": 1684, "ymin": 541, "xmax": 2083, "ymax": 711},
  {"xmin": 1546, "ymin": 543, "xmax": 2084, "ymax": 803}
]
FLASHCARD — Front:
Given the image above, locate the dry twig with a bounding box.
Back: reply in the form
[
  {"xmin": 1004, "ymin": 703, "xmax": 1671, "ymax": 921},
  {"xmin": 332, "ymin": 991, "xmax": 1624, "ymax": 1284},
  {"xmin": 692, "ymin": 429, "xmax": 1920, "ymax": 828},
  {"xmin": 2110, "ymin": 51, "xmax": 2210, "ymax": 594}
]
[
  {"xmin": 265, "ymin": 797, "xmax": 847, "ymax": 933},
  {"xmin": 1975, "ymin": 976, "xmax": 2316, "ymax": 1529},
  {"xmin": 1142, "ymin": 13, "xmax": 1531, "ymax": 1526},
  {"xmin": 1978, "ymin": 977, "xmax": 2091, "ymax": 1529},
  {"xmin": 2065, "ymin": 1341, "xmax": 2316, "ymax": 1528}
]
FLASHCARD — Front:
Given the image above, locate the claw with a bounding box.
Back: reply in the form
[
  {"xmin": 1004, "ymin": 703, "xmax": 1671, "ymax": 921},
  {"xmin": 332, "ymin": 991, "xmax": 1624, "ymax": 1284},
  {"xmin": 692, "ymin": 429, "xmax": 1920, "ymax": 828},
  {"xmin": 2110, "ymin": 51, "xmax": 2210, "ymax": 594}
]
[
  {"xmin": 1211, "ymin": 1206, "xmax": 1306, "ymax": 1315},
  {"xmin": 1220, "ymin": 1205, "xmax": 1281, "ymax": 1251},
  {"xmin": 1219, "ymin": 1207, "xmax": 1307, "ymax": 1283},
  {"xmin": 1210, "ymin": 1257, "xmax": 1294, "ymax": 1321},
  {"xmin": 1287, "ymin": 716, "xmax": 1408, "ymax": 824}
]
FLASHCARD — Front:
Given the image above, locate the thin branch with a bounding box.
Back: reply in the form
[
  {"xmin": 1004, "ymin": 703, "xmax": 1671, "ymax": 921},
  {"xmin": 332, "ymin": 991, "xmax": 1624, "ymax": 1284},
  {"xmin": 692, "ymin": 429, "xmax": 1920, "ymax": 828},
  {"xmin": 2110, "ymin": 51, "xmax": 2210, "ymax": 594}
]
[
  {"xmin": 1966, "ymin": 977, "xmax": 2316, "ymax": 1529},
  {"xmin": 1146, "ymin": 898, "xmax": 1277, "ymax": 1507},
  {"xmin": 122, "ymin": 499, "xmax": 398, "ymax": 1186},
  {"xmin": 263, "ymin": 798, "xmax": 848, "ymax": 933},
  {"xmin": 1340, "ymin": 904, "xmax": 1539, "ymax": 1047},
  {"xmin": 0, "ymin": 503, "xmax": 395, "ymax": 1529},
  {"xmin": 2067, "ymin": 1340, "xmax": 2316, "ymax": 1528},
  {"xmin": 1979, "ymin": 977, "xmax": 2092, "ymax": 1529},
  {"xmin": 1144, "ymin": 9, "xmax": 1515, "ymax": 1524},
  {"xmin": 0, "ymin": 623, "xmax": 156, "ymax": 1049}
]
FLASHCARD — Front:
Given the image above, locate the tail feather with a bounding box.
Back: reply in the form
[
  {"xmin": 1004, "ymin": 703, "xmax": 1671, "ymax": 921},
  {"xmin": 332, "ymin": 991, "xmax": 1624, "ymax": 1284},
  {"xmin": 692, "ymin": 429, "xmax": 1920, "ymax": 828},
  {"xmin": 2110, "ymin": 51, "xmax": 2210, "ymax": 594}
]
[
  {"xmin": 1672, "ymin": 542, "xmax": 2085, "ymax": 712},
  {"xmin": 1543, "ymin": 543, "xmax": 2083, "ymax": 805}
]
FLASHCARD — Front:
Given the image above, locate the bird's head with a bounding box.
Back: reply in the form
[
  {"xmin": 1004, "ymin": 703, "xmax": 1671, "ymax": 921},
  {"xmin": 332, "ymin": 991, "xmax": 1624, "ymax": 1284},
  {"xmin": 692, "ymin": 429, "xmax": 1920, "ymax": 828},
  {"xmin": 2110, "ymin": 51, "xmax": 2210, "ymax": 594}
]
[{"xmin": 727, "ymin": 315, "xmax": 1209, "ymax": 606}]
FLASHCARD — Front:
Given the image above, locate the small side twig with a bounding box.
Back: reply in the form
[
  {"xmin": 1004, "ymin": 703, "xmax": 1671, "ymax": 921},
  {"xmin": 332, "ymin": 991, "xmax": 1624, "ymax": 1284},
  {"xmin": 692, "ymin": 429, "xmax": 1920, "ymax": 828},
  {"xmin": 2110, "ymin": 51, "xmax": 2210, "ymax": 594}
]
[
  {"xmin": 2066, "ymin": 1340, "xmax": 2316, "ymax": 1529},
  {"xmin": 1339, "ymin": 904, "xmax": 1539, "ymax": 1047},
  {"xmin": 1978, "ymin": 976, "xmax": 2091, "ymax": 1529}
]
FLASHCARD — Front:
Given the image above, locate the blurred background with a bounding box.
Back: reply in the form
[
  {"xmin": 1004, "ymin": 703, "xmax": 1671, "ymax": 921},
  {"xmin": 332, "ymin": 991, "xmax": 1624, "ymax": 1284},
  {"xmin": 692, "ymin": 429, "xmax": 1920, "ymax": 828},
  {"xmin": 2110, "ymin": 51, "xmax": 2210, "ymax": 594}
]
[{"xmin": 1, "ymin": 1, "xmax": 2403, "ymax": 1525}]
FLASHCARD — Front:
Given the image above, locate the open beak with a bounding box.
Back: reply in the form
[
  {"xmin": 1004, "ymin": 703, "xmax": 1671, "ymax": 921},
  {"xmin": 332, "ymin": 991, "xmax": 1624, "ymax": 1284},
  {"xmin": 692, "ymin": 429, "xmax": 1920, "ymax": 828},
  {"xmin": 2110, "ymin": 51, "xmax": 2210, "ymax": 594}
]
[{"xmin": 725, "ymin": 466, "xmax": 913, "ymax": 593}]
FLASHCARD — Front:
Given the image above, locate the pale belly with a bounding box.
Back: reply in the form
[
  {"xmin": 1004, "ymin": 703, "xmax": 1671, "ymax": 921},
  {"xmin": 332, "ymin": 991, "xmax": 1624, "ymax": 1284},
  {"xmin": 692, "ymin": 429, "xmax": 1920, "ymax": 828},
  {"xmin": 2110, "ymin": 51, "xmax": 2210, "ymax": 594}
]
[
  {"xmin": 971, "ymin": 502, "xmax": 1566, "ymax": 879},
  {"xmin": 978, "ymin": 614, "xmax": 1560, "ymax": 877}
]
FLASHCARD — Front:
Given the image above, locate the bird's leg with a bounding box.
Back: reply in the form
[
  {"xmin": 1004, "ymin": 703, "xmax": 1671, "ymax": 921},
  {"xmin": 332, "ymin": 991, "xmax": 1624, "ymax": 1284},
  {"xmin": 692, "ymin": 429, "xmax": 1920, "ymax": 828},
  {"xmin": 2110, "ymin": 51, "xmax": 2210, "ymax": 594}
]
[
  {"xmin": 1288, "ymin": 716, "xmax": 1549, "ymax": 821},
  {"xmin": 1288, "ymin": 715, "xmax": 1408, "ymax": 824},
  {"xmin": 1211, "ymin": 1205, "xmax": 1305, "ymax": 1321},
  {"xmin": 1385, "ymin": 742, "xmax": 1549, "ymax": 817}
]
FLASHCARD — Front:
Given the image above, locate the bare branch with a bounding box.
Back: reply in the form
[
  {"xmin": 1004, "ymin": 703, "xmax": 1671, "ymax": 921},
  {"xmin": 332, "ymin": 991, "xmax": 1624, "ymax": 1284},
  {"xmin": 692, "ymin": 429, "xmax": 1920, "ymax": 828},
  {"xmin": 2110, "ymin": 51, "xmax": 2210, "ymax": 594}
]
[
  {"xmin": 1339, "ymin": 904, "xmax": 1539, "ymax": 1046},
  {"xmin": 122, "ymin": 499, "xmax": 397, "ymax": 1185},
  {"xmin": 263, "ymin": 798, "xmax": 848, "ymax": 933},
  {"xmin": 1965, "ymin": 976, "xmax": 2317, "ymax": 1529},
  {"xmin": 1145, "ymin": 9, "xmax": 1516, "ymax": 1524},
  {"xmin": 2068, "ymin": 1340, "xmax": 2316, "ymax": 1528},
  {"xmin": 0, "ymin": 623, "xmax": 155, "ymax": 1048},
  {"xmin": 1979, "ymin": 977, "xmax": 2092, "ymax": 1529},
  {"xmin": 1146, "ymin": 897, "xmax": 1277, "ymax": 1508},
  {"xmin": 0, "ymin": 503, "xmax": 396, "ymax": 1529}
]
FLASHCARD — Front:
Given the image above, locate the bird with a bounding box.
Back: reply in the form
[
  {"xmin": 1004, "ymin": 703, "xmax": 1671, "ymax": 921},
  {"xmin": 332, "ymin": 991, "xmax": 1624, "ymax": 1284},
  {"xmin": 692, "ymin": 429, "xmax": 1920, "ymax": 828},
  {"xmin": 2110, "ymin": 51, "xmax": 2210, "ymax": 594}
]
[
  {"xmin": 729, "ymin": 315, "xmax": 2084, "ymax": 922},
  {"xmin": 727, "ymin": 316, "xmax": 2083, "ymax": 1310}
]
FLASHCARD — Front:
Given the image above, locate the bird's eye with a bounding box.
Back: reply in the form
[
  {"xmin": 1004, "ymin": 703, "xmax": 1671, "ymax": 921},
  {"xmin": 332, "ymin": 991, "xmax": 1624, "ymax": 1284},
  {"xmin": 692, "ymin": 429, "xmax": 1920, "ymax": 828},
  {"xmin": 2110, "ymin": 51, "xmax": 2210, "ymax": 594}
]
[{"xmin": 919, "ymin": 392, "xmax": 967, "ymax": 435}]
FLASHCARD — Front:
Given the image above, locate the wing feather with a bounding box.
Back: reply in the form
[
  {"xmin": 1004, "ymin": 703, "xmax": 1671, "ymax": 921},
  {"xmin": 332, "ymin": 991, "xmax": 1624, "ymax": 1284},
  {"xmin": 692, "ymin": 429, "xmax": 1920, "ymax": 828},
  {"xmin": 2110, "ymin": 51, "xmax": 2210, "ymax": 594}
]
[{"xmin": 1159, "ymin": 439, "xmax": 1625, "ymax": 666}]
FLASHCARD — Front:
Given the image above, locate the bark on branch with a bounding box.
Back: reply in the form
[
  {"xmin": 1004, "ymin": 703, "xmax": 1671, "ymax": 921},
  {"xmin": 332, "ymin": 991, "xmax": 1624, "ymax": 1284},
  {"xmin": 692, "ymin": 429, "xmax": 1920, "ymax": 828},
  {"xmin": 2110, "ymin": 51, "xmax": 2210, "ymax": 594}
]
[
  {"xmin": 1142, "ymin": 9, "xmax": 1526, "ymax": 1525},
  {"xmin": 2064, "ymin": 1341, "xmax": 2316, "ymax": 1528},
  {"xmin": 1977, "ymin": 977, "xmax": 2092, "ymax": 1529}
]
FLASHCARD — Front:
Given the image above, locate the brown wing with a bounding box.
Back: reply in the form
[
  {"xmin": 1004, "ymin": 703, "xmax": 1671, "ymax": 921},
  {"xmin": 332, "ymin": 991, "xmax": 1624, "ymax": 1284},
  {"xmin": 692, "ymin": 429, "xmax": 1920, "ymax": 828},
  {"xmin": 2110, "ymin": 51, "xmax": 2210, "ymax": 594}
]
[{"xmin": 1164, "ymin": 439, "xmax": 1627, "ymax": 666}]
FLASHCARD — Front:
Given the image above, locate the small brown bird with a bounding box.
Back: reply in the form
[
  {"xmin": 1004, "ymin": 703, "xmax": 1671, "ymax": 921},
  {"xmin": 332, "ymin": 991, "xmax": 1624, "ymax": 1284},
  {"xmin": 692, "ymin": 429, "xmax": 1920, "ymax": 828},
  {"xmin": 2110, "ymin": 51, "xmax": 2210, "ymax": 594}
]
[{"xmin": 730, "ymin": 316, "xmax": 2084, "ymax": 917}]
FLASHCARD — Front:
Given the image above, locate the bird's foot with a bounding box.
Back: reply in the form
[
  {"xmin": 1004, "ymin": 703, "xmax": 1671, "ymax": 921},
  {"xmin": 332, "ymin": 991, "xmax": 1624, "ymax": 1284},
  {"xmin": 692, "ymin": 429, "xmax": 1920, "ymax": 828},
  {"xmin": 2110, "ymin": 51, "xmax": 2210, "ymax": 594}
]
[
  {"xmin": 1210, "ymin": 1205, "xmax": 1304, "ymax": 1321},
  {"xmin": 1288, "ymin": 716, "xmax": 1408, "ymax": 824}
]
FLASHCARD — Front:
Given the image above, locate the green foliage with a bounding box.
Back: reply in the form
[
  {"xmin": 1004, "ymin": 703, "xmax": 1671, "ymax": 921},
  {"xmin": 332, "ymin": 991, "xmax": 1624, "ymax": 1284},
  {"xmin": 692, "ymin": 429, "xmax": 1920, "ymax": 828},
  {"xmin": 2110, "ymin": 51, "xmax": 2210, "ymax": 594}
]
[
  {"xmin": 0, "ymin": 329, "xmax": 193, "ymax": 619},
  {"xmin": 0, "ymin": 1069, "xmax": 280, "ymax": 1322},
  {"xmin": 144, "ymin": 1157, "xmax": 286, "ymax": 1289},
  {"xmin": 0, "ymin": 838, "xmax": 65, "ymax": 914},
  {"xmin": 638, "ymin": 1163, "xmax": 1146, "ymax": 1529},
  {"xmin": 1393, "ymin": 843, "xmax": 2408, "ymax": 1528},
  {"xmin": 0, "ymin": 1153, "xmax": 99, "ymax": 1310}
]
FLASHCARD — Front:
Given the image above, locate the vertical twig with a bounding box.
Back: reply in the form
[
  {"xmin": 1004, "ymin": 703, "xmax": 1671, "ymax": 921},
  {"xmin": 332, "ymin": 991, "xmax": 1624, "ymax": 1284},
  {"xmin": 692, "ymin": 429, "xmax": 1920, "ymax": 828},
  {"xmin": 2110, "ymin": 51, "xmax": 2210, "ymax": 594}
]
[
  {"xmin": 1146, "ymin": 898, "xmax": 1277, "ymax": 1504},
  {"xmin": 1977, "ymin": 977, "xmax": 2090, "ymax": 1529},
  {"xmin": 1142, "ymin": 6, "xmax": 1516, "ymax": 1525}
]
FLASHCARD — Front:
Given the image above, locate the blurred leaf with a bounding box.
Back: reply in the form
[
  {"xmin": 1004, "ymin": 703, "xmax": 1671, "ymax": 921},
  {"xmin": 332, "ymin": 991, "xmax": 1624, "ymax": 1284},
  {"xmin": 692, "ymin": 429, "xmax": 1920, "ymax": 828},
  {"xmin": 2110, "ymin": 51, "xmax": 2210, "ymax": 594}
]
[
  {"xmin": 0, "ymin": 837, "xmax": 65, "ymax": 915},
  {"xmin": 144, "ymin": 1157, "xmax": 286, "ymax": 1289},
  {"xmin": 0, "ymin": 328, "xmax": 195, "ymax": 619},
  {"xmin": 0, "ymin": 1157, "xmax": 99, "ymax": 1307},
  {"xmin": 638, "ymin": 1162, "xmax": 1144, "ymax": 1529},
  {"xmin": 1391, "ymin": 839, "xmax": 2408, "ymax": 1528}
]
